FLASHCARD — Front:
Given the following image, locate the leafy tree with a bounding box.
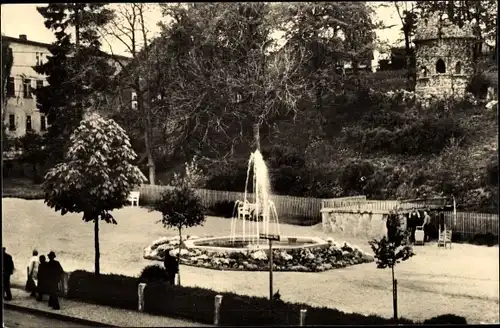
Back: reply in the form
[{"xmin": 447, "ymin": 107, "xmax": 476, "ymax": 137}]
[
  {"xmin": 368, "ymin": 214, "xmax": 414, "ymax": 319},
  {"xmin": 34, "ymin": 3, "xmax": 116, "ymax": 166},
  {"xmin": 42, "ymin": 112, "xmax": 146, "ymax": 275},
  {"xmin": 18, "ymin": 132, "xmax": 46, "ymax": 183},
  {"xmin": 153, "ymin": 185, "xmax": 205, "ymax": 286}
]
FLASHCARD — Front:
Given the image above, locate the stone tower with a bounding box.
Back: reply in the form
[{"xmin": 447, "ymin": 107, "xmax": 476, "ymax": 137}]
[{"xmin": 413, "ymin": 14, "xmax": 475, "ymax": 99}]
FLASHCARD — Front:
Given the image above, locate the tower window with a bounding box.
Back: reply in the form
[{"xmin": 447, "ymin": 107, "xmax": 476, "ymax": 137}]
[
  {"xmin": 436, "ymin": 59, "xmax": 446, "ymax": 74},
  {"xmin": 455, "ymin": 62, "xmax": 462, "ymax": 74}
]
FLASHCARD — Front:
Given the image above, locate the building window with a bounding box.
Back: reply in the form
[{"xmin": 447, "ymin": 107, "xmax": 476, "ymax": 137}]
[
  {"xmin": 131, "ymin": 92, "xmax": 137, "ymax": 101},
  {"xmin": 436, "ymin": 59, "xmax": 446, "ymax": 74},
  {"xmin": 23, "ymin": 79, "xmax": 32, "ymax": 98},
  {"xmin": 36, "ymin": 80, "xmax": 44, "ymax": 90},
  {"xmin": 9, "ymin": 115, "xmax": 15, "ymax": 131},
  {"xmin": 131, "ymin": 101, "xmax": 138, "ymax": 110},
  {"xmin": 40, "ymin": 115, "xmax": 47, "ymax": 131},
  {"xmin": 455, "ymin": 62, "xmax": 462, "ymax": 74},
  {"xmin": 26, "ymin": 115, "xmax": 32, "ymax": 132},
  {"xmin": 7, "ymin": 77, "xmax": 15, "ymax": 97},
  {"xmin": 36, "ymin": 52, "xmax": 40, "ymax": 66}
]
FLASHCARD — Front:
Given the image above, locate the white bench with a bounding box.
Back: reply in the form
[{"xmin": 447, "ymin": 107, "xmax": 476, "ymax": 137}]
[{"xmin": 127, "ymin": 191, "xmax": 140, "ymax": 207}]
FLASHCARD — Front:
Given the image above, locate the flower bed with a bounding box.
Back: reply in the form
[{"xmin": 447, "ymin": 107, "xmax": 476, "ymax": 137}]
[{"xmin": 144, "ymin": 236, "xmax": 374, "ymax": 272}]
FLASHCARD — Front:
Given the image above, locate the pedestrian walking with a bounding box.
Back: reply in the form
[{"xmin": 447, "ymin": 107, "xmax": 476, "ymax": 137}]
[
  {"xmin": 36, "ymin": 255, "xmax": 48, "ymax": 301},
  {"xmin": 3, "ymin": 247, "xmax": 15, "ymax": 301},
  {"xmin": 26, "ymin": 249, "xmax": 39, "ymax": 297},
  {"xmin": 46, "ymin": 251, "xmax": 63, "ymax": 310}
]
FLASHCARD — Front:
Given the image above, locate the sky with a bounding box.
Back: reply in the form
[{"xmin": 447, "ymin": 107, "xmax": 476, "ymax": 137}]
[{"xmin": 1, "ymin": 2, "xmax": 403, "ymax": 57}]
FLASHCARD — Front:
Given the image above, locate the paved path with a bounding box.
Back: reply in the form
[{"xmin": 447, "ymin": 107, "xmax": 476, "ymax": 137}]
[
  {"xmin": 5, "ymin": 288, "xmax": 212, "ymax": 327},
  {"xmin": 4, "ymin": 308, "xmax": 91, "ymax": 327}
]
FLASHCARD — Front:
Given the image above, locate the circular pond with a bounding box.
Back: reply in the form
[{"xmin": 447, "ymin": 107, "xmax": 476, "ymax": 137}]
[{"xmin": 144, "ymin": 235, "xmax": 374, "ymax": 272}]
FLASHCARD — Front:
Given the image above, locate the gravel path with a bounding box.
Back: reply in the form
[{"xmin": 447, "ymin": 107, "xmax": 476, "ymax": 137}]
[{"xmin": 3, "ymin": 198, "xmax": 499, "ymax": 324}]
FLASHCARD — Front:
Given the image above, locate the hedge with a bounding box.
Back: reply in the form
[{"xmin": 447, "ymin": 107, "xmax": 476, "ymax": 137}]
[
  {"xmin": 67, "ymin": 270, "xmax": 138, "ymax": 310},
  {"xmin": 65, "ymin": 270, "xmax": 465, "ymax": 326}
]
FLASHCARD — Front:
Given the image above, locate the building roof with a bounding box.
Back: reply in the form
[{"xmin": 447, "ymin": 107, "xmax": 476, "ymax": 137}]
[
  {"xmin": 413, "ymin": 13, "xmax": 475, "ymax": 43},
  {"xmin": 1, "ymin": 35, "xmax": 132, "ymax": 62}
]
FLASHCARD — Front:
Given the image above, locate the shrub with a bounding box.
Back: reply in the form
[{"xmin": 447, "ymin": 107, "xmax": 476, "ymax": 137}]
[
  {"xmin": 219, "ymin": 293, "xmax": 300, "ymax": 326},
  {"xmin": 138, "ymin": 265, "xmax": 168, "ymax": 285},
  {"xmin": 68, "ymin": 270, "xmax": 467, "ymax": 325},
  {"xmin": 143, "ymin": 282, "xmax": 217, "ymax": 324},
  {"xmin": 466, "ymin": 73, "xmax": 490, "ymax": 99},
  {"xmin": 470, "ymin": 233, "xmax": 498, "ymax": 247},
  {"xmin": 423, "ymin": 314, "xmax": 467, "ymax": 324},
  {"xmin": 67, "ymin": 270, "xmax": 138, "ymax": 310},
  {"xmin": 208, "ymin": 200, "xmax": 236, "ymax": 218},
  {"xmin": 338, "ymin": 161, "xmax": 375, "ymax": 195}
]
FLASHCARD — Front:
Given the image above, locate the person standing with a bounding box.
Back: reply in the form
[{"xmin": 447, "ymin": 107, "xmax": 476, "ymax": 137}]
[
  {"xmin": 163, "ymin": 251, "xmax": 179, "ymax": 285},
  {"xmin": 46, "ymin": 251, "xmax": 63, "ymax": 310},
  {"xmin": 3, "ymin": 247, "xmax": 14, "ymax": 301},
  {"xmin": 409, "ymin": 208, "xmax": 420, "ymax": 244},
  {"xmin": 27, "ymin": 249, "xmax": 40, "ymax": 297},
  {"xmin": 423, "ymin": 210, "xmax": 432, "ymax": 243},
  {"xmin": 36, "ymin": 255, "xmax": 48, "ymax": 301}
]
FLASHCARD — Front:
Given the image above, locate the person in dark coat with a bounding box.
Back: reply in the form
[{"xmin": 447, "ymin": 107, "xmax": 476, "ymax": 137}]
[
  {"xmin": 163, "ymin": 251, "xmax": 179, "ymax": 285},
  {"xmin": 408, "ymin": 208, "xmax": 420, "ymax": 244},
  {"xmin": 46, "ymin": 251, "xmax": 63, "ymax": 310},
  {"xmin": 36, "ymin": 255, "xmax": 48, "ymax": 301},
  {"xmin": 3, "ymin": 247, "xmax": 14, "ymax": 301}
]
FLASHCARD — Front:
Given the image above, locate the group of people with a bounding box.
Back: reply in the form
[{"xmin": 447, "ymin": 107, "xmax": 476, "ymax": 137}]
[
  {"xmin": 26, "ymin": 249, "xmax": 64, "ymax": 310},
  {"xmin": 2, "ymin": 247, "xmax": 64, "ymax": 310},
  {"xmin": 408, "ymin": 208, "xmax": 432, "ymax": 243},
  {"xmin": 387, "ymin": 208, "xmax": 435, "ymax": 245}
]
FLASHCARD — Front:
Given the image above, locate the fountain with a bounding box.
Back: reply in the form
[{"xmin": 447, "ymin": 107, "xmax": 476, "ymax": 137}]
[
  {"xmin": 143, "ymin": 126, "xmax": 374, "ymax": 271},
  {"xmin": 229, "ymin": 150, "xmax": 281, "ymax": 248}
]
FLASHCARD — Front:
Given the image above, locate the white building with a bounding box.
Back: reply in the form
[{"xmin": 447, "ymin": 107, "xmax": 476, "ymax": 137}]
[
  {"xmin": 3, "ymin": 34, "xmax": 49, "ymax": 138},
  {"xmin": 2, "ymin": 34, "xmax": 131, "ymax": 140}
]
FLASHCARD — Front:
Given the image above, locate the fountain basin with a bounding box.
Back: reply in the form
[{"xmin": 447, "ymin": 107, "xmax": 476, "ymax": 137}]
[
  {"xmin": 184, "ymin": 235, "xmax": 328, "ymax": 253},
  {"xmin": 144, "ymin": 235, "xmax": 374, "ymax": 272}
]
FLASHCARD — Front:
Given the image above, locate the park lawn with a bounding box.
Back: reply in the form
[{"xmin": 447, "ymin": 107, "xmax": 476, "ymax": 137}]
[{"xmin": 2, "ymin": 198, "xmax": 499, "ymax": 324}]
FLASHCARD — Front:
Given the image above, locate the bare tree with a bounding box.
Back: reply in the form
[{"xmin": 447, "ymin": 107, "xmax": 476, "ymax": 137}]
[{"xmin": 100, "ymin": 3, "xmax": 158, "ymax": 184}]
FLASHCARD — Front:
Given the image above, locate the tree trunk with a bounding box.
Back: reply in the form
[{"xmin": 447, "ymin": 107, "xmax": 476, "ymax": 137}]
[
  {"xmin": 391, "ymin": 265, "xmax": 397, "ymax": 319},
  {"xmin": 177, "ymin": 228, "xmax": 182, "ymax": 286},
  {"xmin": 404, "ymin": 32, "xmax": 412, "ymax": 89},
  {"xmin": 137, "ymin": 80, "xmax": 156, "ymax": 185},
  {"xmin": 145, "ymin": 129, "xmax": 156, "ymax": 185},
  {"xmin": 94, "ymin": 218, "xmax": 100, "ymax": 275}
]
